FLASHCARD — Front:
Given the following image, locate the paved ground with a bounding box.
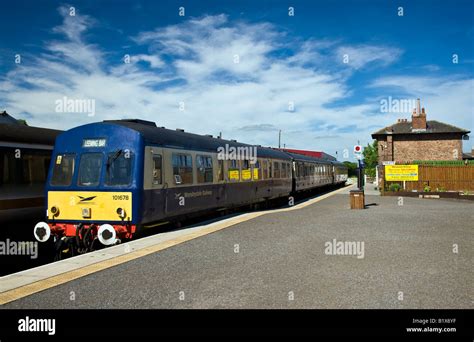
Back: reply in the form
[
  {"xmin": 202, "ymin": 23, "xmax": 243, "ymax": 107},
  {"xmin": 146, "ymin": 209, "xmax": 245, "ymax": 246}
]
[{"xmin": 3, "ymin": 190, "xmax": 473, "ymax": 309}]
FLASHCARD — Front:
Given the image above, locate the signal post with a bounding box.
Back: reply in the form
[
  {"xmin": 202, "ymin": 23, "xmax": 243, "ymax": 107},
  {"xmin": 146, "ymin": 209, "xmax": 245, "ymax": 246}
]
[{"xmin": 350, "ymin": 145, "xmax": 365, "ymax": 209}]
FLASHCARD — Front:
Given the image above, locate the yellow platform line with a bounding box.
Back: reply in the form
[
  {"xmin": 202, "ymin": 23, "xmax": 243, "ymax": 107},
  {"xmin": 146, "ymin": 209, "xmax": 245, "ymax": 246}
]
[{"xmin": 0, "ymin": 185, "xmax": 351, "ymax": 305}]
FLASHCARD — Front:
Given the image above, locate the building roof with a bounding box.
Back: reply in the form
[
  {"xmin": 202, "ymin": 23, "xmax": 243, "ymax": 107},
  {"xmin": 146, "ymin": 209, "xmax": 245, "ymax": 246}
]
[
  {"xmin": 0, "ymin": 123, "xmax": 62, "ymax": 146},
  {"xmin": 0, "ymin": 111, "xmax": 62, "ymax": 146},
  {"xmin": 372, "ymin": 120, "xmax": 470, "ymax": 138},
  {"xmin": 0, "ymin": 110, "xmax": 21, "ymax": 125}
]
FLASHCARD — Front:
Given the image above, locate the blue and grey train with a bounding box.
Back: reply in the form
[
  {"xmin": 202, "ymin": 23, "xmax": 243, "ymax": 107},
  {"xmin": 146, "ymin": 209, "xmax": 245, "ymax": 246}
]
[{"xmin": 33, "ymin": 119, "xmax": 348, "ymax": 257}]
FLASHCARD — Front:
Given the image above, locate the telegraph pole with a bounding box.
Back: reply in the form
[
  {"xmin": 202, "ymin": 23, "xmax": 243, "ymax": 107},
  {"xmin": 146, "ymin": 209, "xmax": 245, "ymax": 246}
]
[{"xmin": 278, "ymin": 130, "xmax": 281, "ymax": 148}]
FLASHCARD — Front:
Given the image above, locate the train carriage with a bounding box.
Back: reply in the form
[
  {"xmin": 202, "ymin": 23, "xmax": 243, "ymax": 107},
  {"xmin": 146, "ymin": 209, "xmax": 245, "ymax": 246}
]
[
  {"xmin": 0, "ymin": 120, "xmax": 62, "ymax": 222},
  {"xmin": 33, "ymin": 119, "xmax": 348, "ymax": 257}
]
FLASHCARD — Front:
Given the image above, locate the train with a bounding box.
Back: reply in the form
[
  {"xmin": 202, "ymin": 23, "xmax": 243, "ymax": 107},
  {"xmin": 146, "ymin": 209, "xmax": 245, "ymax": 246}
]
[
  {"xmin": 0, "ymin": 113, "xmax": 62, "ymax": 223},
  {"xmin": 33, "ymin": 119, "xmax": 348, "ymax": 257}
]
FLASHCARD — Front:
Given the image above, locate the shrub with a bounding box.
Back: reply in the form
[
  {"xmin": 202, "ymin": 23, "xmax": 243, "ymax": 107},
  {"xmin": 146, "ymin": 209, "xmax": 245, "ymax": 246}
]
[
  {"xmin": 389, "ymin": 183, "xmax": 401, "ymax": 192},
  {"xmin": 423, "ymin": 185, "xmax": 431, "ymax": 192}
]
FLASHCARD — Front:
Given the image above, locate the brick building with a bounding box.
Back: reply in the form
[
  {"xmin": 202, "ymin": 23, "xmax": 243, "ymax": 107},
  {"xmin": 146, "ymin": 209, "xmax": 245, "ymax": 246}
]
[{"xmin": 371, "ymin": 99, "xmax": 470, "ymax": 163}]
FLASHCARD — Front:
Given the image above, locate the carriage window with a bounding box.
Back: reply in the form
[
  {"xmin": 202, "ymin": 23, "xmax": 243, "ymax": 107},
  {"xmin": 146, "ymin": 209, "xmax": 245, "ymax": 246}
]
[
  {"xmin": 228, "ymin": 159, "xmax": 239, "ymax": 181},
  {"xmin": 281, "ymin": 163, "xmax": 287, "ymax": 178},
  {"xmin": 262, "ymin": 160, "xmax": 268, "ymax": 179},
  {"xmin": 197, "ymin": 155, "xmax": 213, "ymax": 183},
  {"xmin": 218, "ymin": 160, "xmax": 224, "ymax": 181},
  {"xmin": 172, "ymin": 153, "xmax": 193, "ymax": 184},
  {"xmin": 268, "ymin": 161, "xmax": 273, "ymax": 179},
  {"xmin": 274, "ymin": 162, "xmax": 280, "ymax": 178},
  {"xmin": 253, "ymin": 160, "xmax": 260, "ymax": 180},
  {"xmin": 106, "ymin": 151, "xmax": 133, "ymax": 186},
  {"xmin": 51, "ymin": 153, "xmax": 75, "ymax": 186},
  {"xmin": 153, "ymin": 154, "xmax": 162, "ymax": 185},
  {"xmin": 241, "ymin": 160, "xmax": 251, "ymax": 181},
  {"xmin": 78, "ymin": 153, "xmax": 103, "ymax": 187},
  {"xmin": 299, "ymin": 164, "xmax": 304, "ymax": 177}
]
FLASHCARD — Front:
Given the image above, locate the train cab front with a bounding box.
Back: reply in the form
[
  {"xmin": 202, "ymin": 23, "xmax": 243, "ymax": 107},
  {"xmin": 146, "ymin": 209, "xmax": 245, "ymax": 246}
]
[{"xmin": 33, "ymin": 123, "xmax": 142, "ymax": 258}]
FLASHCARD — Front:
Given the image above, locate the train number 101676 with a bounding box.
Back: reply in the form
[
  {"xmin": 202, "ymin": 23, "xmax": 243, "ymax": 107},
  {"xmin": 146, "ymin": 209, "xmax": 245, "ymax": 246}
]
[{"xmin": 112, "ymin": 194, "xmax": 130, "ymax": 201}]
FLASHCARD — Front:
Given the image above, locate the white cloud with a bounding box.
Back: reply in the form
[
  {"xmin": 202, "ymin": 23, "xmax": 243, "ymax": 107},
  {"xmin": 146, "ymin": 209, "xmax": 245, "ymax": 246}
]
[
  {"xmin": 370, "ymin": 76, "xmax": 473, "ymax": 138},
  {"xmin": 336, "ymin": 44, "xmax": 402, "ymax": 69},
  {"xmin": 5, "ymin": 6, "xmax": 466, "ymax": 160}
]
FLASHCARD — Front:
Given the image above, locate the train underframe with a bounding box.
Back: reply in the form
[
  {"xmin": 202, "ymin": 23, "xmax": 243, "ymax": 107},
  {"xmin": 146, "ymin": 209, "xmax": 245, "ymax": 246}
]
[
  {"xmin": 34, "ymin": 221, "xmax": 136, "ymax": 260},
  {"xmin": 34, "ymin": 181, "xmax": 347, "ymax": 260}
]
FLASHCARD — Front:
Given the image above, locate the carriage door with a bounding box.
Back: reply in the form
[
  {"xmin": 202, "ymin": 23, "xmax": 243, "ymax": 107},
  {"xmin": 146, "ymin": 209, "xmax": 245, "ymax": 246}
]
[{"xmin": 144, "ymin": 146, "xmax": 165, "ymax": 222}]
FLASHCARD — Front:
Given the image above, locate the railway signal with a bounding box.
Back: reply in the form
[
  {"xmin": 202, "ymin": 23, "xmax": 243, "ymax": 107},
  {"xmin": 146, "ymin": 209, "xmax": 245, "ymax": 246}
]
[
  {"xmin": 353, "ymin": 145, "xmax": 364, "ymax": 189},
  {"xmin": 354, "ymin": 145, "xmax": 362, "ymax": 160}
]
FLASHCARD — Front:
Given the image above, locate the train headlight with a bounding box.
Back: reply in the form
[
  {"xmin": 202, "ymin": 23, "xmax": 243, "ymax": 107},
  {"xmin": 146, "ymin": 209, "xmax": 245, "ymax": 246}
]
[
  {"xmin": 82, "ymin": 208, "xmax": 91, "ymax": 218},
  {"xmin": 34, "ymin": 222, "xmax": 51, "ymax": 243},
  {"xmin": 98, "ymin": 224, "xmax": 117, "ymax": 246},
  {"xmin": 116, "ymin": 208, "xmax": 126, "ymax": 219},
  {"xmin": 50, "ymin": 206, "xmax": 60, "ymax": 217}
]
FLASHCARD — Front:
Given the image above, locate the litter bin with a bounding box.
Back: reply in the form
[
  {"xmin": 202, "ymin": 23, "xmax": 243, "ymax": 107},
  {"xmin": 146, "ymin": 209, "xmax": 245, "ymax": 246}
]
[{"xmin": 350, "ymin": 189, "xmax": 365, "ymax": 209}]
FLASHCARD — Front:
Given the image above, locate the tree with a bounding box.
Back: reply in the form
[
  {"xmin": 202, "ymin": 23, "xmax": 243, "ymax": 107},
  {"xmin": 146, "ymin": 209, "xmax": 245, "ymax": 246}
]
[
  {"xmin": 343, "ymin": 161, "xmax": 358, "ymax": 177},
  {"xmin": 363, "ymin": 140, "xmax": 378, "ymax": 177}
]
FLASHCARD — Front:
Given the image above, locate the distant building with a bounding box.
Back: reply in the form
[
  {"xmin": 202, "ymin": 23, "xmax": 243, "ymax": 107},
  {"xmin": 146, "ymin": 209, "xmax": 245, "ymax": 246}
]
[
  {"xmin": 463, "ymin": 149, "xmax": 474, "ymax": 160},
  {"xmin": 0, "ymin": 111, "xmax": 21, "ymax": 125},
  {"xmin": 371, "ymin": 99, "xmax": 470, "ymax": 163}
]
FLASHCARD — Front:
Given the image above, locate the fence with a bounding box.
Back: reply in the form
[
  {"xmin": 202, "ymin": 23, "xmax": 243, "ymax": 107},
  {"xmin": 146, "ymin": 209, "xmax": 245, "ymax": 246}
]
[{"xmin": 382, "ymin": 164, "xmax": 474, "ymax": 192}]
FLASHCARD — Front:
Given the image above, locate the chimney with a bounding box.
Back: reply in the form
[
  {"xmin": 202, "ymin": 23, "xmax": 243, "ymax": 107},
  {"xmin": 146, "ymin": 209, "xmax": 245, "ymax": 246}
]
[{"xmin": 412, "ymin": 98, "xmax": 427, "ymax": 130}]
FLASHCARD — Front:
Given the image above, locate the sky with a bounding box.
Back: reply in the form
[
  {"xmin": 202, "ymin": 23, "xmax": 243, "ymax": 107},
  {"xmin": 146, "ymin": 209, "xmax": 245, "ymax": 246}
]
[{"xmin": 0, "ymin": 0, "xmax": 473, "ymax": 160}]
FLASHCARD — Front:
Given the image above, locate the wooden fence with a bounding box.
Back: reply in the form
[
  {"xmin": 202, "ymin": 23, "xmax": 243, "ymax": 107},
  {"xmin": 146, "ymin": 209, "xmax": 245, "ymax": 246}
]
[{"xmin": 383, "ymin": 165, "xmax": 474, "ymax": 192}]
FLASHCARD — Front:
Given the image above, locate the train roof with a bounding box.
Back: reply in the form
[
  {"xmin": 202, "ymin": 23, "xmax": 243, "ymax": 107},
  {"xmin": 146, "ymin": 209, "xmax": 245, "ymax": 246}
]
[
  {"xmin": 0, "ymin": 123, "xmax": 62, "ymax": 146},
  {"xmin": 101, "ymin": 120, "xmax": 292, "ymax": 160},
  {"xmin": 282, "ymin": 151, "xmax": 345, "ymax": 165}
]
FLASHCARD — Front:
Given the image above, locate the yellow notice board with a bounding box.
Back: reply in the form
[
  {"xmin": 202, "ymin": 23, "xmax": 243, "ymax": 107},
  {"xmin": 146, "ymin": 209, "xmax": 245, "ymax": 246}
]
[
  {"xmin": 228, "ymin": 170, "xmax": 240, "ymax": 181},
  {"xmin": 385, "ymin": 165, "xmax": 419, "ymax": 181},
  {"xmin": 241, "ymin": 169, "xmax": 252, "ymax": 181},
  {"xmin": 253, "ymin": 168, "xmax": 259, "ymax": 180}
]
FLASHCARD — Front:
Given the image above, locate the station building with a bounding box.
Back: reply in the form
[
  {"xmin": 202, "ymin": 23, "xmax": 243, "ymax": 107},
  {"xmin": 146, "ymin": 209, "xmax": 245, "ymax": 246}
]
[{"xmin": 371, "ymin": 99, "xmax": 470, "ymax": 163}]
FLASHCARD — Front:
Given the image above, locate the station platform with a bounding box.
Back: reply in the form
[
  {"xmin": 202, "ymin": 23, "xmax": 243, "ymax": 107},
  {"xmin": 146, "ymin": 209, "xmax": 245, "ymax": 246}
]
[{"xmin": 1, "ymin": 185, "xmax": 472, "ymax": 309}]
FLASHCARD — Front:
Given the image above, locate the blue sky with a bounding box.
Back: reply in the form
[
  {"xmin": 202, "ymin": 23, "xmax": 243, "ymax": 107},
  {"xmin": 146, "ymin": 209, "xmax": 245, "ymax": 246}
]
[{"xmin": 0, "ymin": 0, "xmax": 473, "ymax": 158}]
